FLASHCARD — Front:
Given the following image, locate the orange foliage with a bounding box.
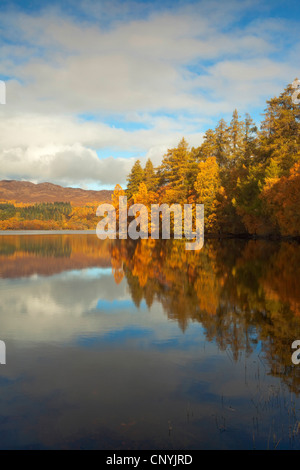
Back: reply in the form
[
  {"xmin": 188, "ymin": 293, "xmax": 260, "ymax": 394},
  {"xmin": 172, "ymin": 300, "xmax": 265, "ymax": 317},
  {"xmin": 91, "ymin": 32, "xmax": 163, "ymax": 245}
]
[{"xmin": 262, "ymin": 161, "xmax": 300, "ymax": 236}]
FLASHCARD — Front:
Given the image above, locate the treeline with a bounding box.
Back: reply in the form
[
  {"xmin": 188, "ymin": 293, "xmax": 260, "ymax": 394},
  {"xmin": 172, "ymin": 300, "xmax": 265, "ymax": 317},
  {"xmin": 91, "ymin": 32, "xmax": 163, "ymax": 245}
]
[
  {"xmin": 125, "ymin": 82, "xmax": 300, "ymax": 236},
  {"xmin": 0, "ymin": 202, "xmax": 99, "ymax": 230},
  {"xmin": 0, "ymin": 202, "xmax": 72, "ymax": 221}
]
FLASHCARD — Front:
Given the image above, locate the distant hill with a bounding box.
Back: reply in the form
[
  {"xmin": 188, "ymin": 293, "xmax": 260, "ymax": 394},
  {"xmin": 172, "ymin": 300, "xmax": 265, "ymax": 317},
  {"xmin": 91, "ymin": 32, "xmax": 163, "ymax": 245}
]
[{"xmin": 0, "ymin": 180, "xmax": 113, "ymax": 206}]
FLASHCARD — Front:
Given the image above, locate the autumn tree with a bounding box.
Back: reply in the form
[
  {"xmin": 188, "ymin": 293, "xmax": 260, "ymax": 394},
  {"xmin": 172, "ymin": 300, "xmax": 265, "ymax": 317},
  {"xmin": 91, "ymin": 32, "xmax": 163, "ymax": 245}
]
[
  {"xmin": 261, "ymin": 161, "xmax": 300, "ymax": 236},
  {"xmin": 227, "ymin": 109, "xmax": 245, "ymax": 168},
  {"xmin": 194, "ymin": 157, "xmax": 220, "ymax": 230},
  {"xmin": 258, "ymin": 81, "xmax": 300, "ymax": 174},
  {"xmin": 126, "ymin": 160, "xmax": 144, "ymax": 200},
  {"xmin": 158, "ymin": 138, "xmax": 196, "ymax": 204},
  {"xmin": 112, "ymin": 184, "xmax": 125, "ymax": 208},
  {"xmin": 214, "ymin": 119, "xmax": 231, "ymax": 168},
  {"xmin": 111, "ymin": 184, "xmax": 126, "ymax": 231}
]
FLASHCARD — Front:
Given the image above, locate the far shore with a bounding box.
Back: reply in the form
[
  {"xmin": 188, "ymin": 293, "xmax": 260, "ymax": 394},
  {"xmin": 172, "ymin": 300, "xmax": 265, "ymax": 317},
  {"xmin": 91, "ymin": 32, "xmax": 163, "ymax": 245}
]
[{"xmin": 0, "ymin": 230, "xmax": 97, "ymax": 235}]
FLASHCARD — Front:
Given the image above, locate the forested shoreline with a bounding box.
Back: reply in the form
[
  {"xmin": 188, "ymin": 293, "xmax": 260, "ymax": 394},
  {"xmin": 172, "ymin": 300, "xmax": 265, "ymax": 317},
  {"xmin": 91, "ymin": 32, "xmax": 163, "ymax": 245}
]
[
  {"xmin": 0, "ymin": 82, "xmax": 299, "ymax": 236},
  {"xmin": 124, "ymin": 81, "xmax": 300, "ymax": 238}
]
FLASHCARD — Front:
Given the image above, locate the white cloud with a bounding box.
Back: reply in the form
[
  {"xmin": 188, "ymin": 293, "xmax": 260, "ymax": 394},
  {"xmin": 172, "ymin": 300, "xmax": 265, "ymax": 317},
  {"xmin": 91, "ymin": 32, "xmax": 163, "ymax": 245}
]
[
  {"xmin": 0, "ymin": 143, "xmax": 132, "ymax": 187},
  {"xmin": 0, "ymin": 112, "xmax": 205, "ymax": 185}
]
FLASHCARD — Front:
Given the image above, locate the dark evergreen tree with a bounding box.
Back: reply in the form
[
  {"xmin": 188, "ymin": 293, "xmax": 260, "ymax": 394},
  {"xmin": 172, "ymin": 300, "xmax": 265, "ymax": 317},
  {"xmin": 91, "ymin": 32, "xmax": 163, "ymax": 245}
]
[{"xmin": 126, "ymin": 159, "xmax": 144, "ymax": 199}]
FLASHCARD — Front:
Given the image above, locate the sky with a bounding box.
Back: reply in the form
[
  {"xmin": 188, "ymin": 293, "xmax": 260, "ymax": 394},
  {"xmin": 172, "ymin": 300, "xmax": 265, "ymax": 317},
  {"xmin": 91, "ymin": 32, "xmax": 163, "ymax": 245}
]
[{"xmin": 0, "ymin": 0, "xmax": 299, "ymax": 190}]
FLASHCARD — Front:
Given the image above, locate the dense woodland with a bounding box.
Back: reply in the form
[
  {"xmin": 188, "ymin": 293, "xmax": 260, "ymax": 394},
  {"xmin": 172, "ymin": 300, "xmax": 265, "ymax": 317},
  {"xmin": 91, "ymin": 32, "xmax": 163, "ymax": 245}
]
[
  {"xmin": 125, "ymin": 82, "xmax": 300, "ymax": 237},
  {"xmin": 0, "ymin": 81, "xmax": 299, "ymax": 235}
]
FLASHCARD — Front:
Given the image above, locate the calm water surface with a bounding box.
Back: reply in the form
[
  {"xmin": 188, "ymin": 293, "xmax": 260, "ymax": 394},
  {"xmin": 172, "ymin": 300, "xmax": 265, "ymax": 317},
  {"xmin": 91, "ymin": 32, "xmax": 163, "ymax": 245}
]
[{"xmin": 0, "ymin": 234, "xmax": 300, "ymax": 449}]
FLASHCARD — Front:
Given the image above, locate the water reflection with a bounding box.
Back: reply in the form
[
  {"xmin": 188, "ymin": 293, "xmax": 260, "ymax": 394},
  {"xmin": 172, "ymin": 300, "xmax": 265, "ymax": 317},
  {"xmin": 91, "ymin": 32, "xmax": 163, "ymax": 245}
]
[{"xmin": 0, "ymin": 234, "xmax": 300, "ymax": 449}]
